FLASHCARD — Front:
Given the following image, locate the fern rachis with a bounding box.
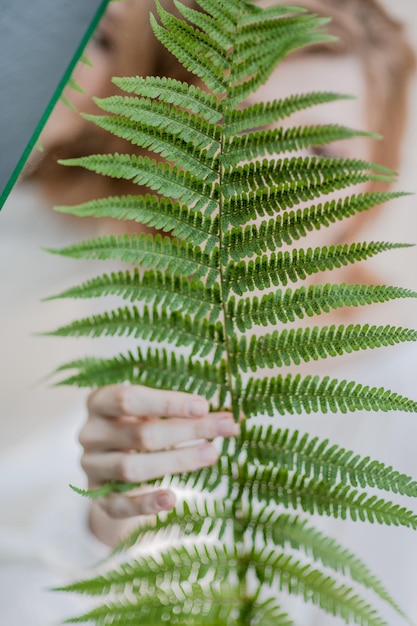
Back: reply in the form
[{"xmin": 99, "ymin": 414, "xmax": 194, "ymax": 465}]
[{"xmin": 47, "ymin": 1, "xmax": 417, "ymax": 624}]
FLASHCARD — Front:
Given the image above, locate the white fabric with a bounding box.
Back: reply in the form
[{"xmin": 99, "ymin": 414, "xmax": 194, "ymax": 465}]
[{"xmin": 1, "ymin": 185, "xmax": 417, "ymax": 625}]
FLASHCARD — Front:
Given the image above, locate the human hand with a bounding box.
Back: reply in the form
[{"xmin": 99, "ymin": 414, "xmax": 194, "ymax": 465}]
[{"xmin": 79, "ymin": 384, "xmax": 238, "ymax": 536}]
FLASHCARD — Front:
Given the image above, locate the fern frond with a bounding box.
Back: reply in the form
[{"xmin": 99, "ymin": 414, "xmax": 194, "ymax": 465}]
[
  {"xmin": 45, "ymin": 233, "xmax": 220, "ymax": 286},
  {"xmin": 172, "ymin": 3, "xmax": 232, "ymax": 52},
  {"xmin": 154, "ymin": 0, "xmax": 231, "ymax": 68},
  {"xmin": 54, "ymin": 348, "xmax": 227, "ymax": 402},
  {"xmin": 226, "ymin": 242, "xmax": 412, "ymax": 294},
  {"xmin": 223, "ymin": 192, "xmax": 409, "ymax": 256},
  {"xmin": 112, "ymin": 75, "xmax": 223, "ymax": 123},
  {"xmin": 64, "ymin": 578, "xmax": 293, "ymax": 626},
  {"xmin": 63, "ymin": 582, "xmax": 244, "ymax": 625},
  {"xmin": 232, "ymin": 324, "xmax": 417, "ymax": 371},
  {"xmin": 235, "ymin": 463, "xmax": 417, "ymax": 528},
  {"xmin": 55, "ymin": 195, "xmax": 219, "ymax": 251},
  {"xmin": 222, "ymin": 156, "xmax": 394, "ymax": 202},
  {"xmin": 56, "ymin": 543, "xmax": 233, "ymax": 596},
  {"xmin": 187, "ymin": 0, "xmax": 239, "ymax": 33},
  {"xmin": 240, "ymin": 425, "xmax": 417, "ymax": 496},
  {"xmin": 239, "ymin": 2, "xmax": 306, "ymax": 22},
  {"xmin": 150, "ymin": 13, "xmax": 227, "ymax": 94},
  {"xmin": 228, "ymin": 283, "xmax": 417, "ymax": 329},
  {"xmin": 46, "ymin": 305, "xmax": 225, "ymax": 361},
  {"xmin": 228, "ymin": 20, "xmax": 333, "ymax": 107},
  {"xmin": 224, "ymin": 92, "xmax": 354, "ymax": 137},
  {"xmin": 59, "ymin": 541, "xmax": 387, "ymax": 626},
  {"xmin": 92, "ymin": 94, "xmax": 221, "ymax": 154},
  {"xmin": 59, "ymin": 153, "xmax": 218, "ymax": 214},
  {"xmin": 252, "ymin": 548, "xmax": 387, "ymax": 626},
  {"xmin": 111, "ymin": 497, "xmax": 406, "ymax": 621},
  {"xmin": 44, "ymin": 269, "xmax": 222, "ymax": 322},
  {"xmin": 223, "ymin": 125, "xmax": 376, "ymax": 167},
  {"xmin": 82, "ymin": 114, "xmax": 218, "ymax": 181},
  {"xmin": 243, "ymin": 373, "xmax": 417, "ymax": 417},
  {"xmin": 250, "ymin": 509, "xmax": 404, "ymax": 619},
  {"xmin": 232, "ymin": 17, "xmax": 331, "ymax": 76},
  {"xmin": 235, "ymin": 13, "xmax": 324, "ymax": 48},
  {"xmin": 222, "ymin": 188, "xmax": 406, "ymax": 229},
  {"xmin": 179, "ymin": 459, "xmax": 417, "ymax": 529}
]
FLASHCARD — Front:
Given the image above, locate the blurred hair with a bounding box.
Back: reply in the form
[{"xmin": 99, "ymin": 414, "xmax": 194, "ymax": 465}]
[
  {"xmin": 28, "ymin": 0, "xmax": 200, "ymax": 206},
  {"xmin": 286, "ymin": 0, "xmax": 416, "ymax": 172}
]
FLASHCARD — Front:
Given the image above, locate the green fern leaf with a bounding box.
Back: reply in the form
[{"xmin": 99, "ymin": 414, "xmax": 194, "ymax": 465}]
[
  {"xmin": 110, "ymin": 496, "xmax": 406, "ymax": 621},
  {"xmin": 92, "ymin": 94, "xmax": 221, "ymax": 153},
  {"xmin": 45, "ymin": 233, "xmax": 220, "ymax": 286},
  {"xmin": 243, "ymin": 373, "xmax": 417, "ymax": 416},
  {"xmin": 44, "ymin": 269, "xmax": 222, "ymax": 322},
  {"xmin": 64, "ymin": 578, "xmax": 293, "ymax": 625},
  {"xmin": 82, "ymin": 114, "xmax": 218, "ymax": 181},
  {"xmin": 224, "ymin": 92, "xmax": 354, "ymax": 137},
  {"xmin": 112, "ymin": 75, "xmax": 224, "ymax": 123},
  {"xmin": 233, "ymin": 463, "xmax": 417, "ymax": 528},
  {"xmin": 240, "ymin": 425, "xmax": 417, "ymax": 496},
  {"xmin": 223, "ymin": 193, "xmax": 409, "ymax": 257},
  {"xmin": 248, "ymin": 508, "xmax": 404, "ymax": 619},
  {"xmin": 222, "ymin": 188, "xmax": 406, "ymax": 229},
  {"xmin": 55, "ymin": 195, "xmax": 219, "ymax": 251},
  {"xmin": 232, "ymin": 324, "xmax": 417, "ymax": 371},
  {"xmin": 178, "ymin": 459, "xmax": 417, "ymax": 529},
  {"xmin": 228, "ymin": 283, "xmax": 417, "ymax": 329},
  {"xmin": 228, "ymin": 23, "xmax": 333, "ymax": 107},
  {"xmin": 55, "ymin": 347, "xmax": 227, "ymax": 402},
  {"xmin": 56, "ymin": 543, "xmax": 233, "ymax": 596},
  {"xmin": 58, "ymin": 542, "xmax": 387, "ymax": 626},
  {"xmin": 225, "ymin": 242, "xmax": 412, "ymax": 294},
  {"xmin": 150, "ymin": 14, "xmax": 227, "ymax": 93},
  {"xmin": 110, "ymin": 496, "xmax": 405, "ymax": 618},
  {"xmin": 223, "ymin": 124, "xmax": 376, "ymax": 167},
  {"xmin": 251, "ymin": 548, "xmax": 387, "ymax": 626},
  {"xmin": 222, "ymin": 156, "xmax": 394, "ymax": 203},
  {"xmin": 46, "ymin": 305, "xmax": 225, "ymax": 361},
  {"xmin": 59, "ymin": 153, "xmax": 218, "ymax": 213}
]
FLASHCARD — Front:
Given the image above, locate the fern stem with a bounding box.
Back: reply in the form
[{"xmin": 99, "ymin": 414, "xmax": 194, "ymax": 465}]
[{"xmin": 219, "ymin": 8, "xmax": 257, "ymax": 624}]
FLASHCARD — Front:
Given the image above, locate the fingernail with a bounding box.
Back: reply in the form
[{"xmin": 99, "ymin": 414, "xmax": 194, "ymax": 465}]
[
  {"xmin": 156, "ymin": 492, "xmax": 175, "ymax": 510},
  {"xmin": 216, "ymin": 417, "xmax": 239, "ymax": 437},
  {"xmin": 187, "ymin": 400, "xmax": 208, "ymax": 418},
  {"xmin": 198, "ymin": 444, "xmax": 218, "ymax": 465}
]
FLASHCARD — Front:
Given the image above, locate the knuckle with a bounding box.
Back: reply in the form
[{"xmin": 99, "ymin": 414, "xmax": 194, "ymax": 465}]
[
  {"xmin": 114, "ymin": 454, "xmax": 136, "ymax": 483},
  {"xmin": 196, "ymin": 415, "xmax": 217, "ymax": 440},
  {"xmin": 126, "ymin": 424, "xmax": 149, "ymax": 451},
  {"xmin": 113, "ymin": 385, "xmax": 133, "ymax": 416},
  {"xmin": 86, "ymin": 388, "xmax": 99, "ymax": 413},
  {"xmin": 101, "ymin": 495, "xmax": 130, "ymax": 519},
  {"xmin": 160, "ymin": 396, "xmax": 177, "ymax": 418},
  {"xmin": 78, "ymin": 425, "xmax": 93, "ymax": 451},
  {"xmin": 80, "ymin": 452, "xmax": 90, "ymax": 475},
  {"xmin": 78, "ymin": 428, "xmax": 88, "ymax": 449},
  {"xmin": 133, "ymin": 422, "xmax": 156, "ymax": 452}
]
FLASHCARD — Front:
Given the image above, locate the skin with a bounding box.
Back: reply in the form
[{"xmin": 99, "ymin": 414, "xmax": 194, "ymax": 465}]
[{"xmin": 80, "ymin": 385, "xmax": 238, "ymax": 546}]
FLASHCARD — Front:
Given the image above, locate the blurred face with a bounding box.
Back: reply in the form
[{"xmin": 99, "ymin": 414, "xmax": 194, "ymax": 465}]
[
  {"xmin": 255, "ymin": 53, "xmax": 370, "ymax": 159},
  {"xmin": 250, "ymin": 52, "xmax": 373, "ymax": 248},
  {"xmin": 24, "ymin": 0, "xmax": 165, "ymax": 207},
  {"xmin": 31, "ymin": 1, "xmax": 375, "ymax": 248},
  {"xmin": 26, "ymin": 0, "xmax": 154, "ymax": 190}
]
